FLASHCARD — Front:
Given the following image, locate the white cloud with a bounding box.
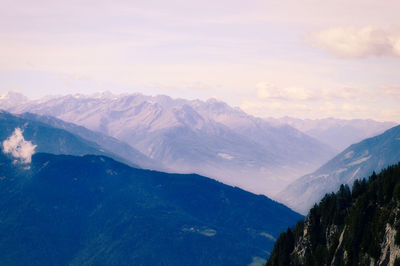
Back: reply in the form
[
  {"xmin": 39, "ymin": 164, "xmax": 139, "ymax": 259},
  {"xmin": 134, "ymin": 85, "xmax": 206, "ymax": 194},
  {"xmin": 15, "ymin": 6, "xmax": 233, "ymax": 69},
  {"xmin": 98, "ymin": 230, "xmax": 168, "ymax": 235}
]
[
  {"xmin": 382, "ymin": 85, "xmax": 400, "ymax": 100},
  {"xmin": 307, "ymin": 26, "xmax": 400, "ymax": 58},
  {"xmin": 2, "ymin": 128, "xmax": 37, "ymax": 164}
]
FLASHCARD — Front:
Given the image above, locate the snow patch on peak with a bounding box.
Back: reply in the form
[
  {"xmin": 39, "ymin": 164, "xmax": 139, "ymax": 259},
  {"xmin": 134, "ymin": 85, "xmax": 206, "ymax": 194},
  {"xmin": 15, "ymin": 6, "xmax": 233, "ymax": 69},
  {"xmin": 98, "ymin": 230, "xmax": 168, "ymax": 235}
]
[
  {"xmin": 335, "ymin": 168, "xmax": 348, "ymax": 174},
  {"xmin": 348, "ymin": 167, "xmax": 361, "ymax": 182},
  {"xmin": 347, "ymin": 155, "xmax": 372, "ymax": 166},
  {"xmin": 0, "ymin": 91, "xmax": 27, "ymax": 100},
  {"xmin": 343, "ymin": 151, "xmax": 354, "ymax": 159},
  {"xmin": 0, "ymin": 91, "xmax": 29, "ymax": 109}
]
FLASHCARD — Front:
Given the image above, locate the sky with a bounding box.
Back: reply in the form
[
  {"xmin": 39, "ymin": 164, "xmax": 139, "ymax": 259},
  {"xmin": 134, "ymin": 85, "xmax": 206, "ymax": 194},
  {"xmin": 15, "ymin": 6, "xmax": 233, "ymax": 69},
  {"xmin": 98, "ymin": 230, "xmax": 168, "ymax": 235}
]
[{"xmin": 1, "ymin": 0, "xmax": 400, "ymax": 122}]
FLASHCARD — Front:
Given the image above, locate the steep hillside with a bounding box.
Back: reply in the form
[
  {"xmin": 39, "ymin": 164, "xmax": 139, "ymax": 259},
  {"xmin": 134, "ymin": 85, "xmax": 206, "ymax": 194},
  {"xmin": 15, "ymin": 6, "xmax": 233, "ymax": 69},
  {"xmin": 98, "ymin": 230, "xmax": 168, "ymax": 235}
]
[
  {"xmin": 0, "ymin": 152, "xmax": 302, "ymax": 266},
  {"xmin": 267, "ymin": 162, "xmax": 400, "ymax": 266},
  {"xmin": 277, "ymin": 125, "xmax": 400, "ymax": 214},
  {"xmin": 0, "ymin": 111, "xmax": 146, "ymax": 168},
  {"xmin": 266, "ymin": 117, "xmax": 396, "ymax": 152},
  {"xmin": 1, "ymin": 92, "xmax": 335, "ymax": 196}
]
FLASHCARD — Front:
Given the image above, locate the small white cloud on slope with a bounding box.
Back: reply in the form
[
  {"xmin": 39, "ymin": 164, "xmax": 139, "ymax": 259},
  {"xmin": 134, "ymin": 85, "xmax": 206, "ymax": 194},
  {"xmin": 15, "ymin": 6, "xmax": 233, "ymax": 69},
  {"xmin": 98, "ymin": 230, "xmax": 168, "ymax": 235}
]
[{"xmin": 2, "ymin": 128, "xmax": 37, "ymax": 164}]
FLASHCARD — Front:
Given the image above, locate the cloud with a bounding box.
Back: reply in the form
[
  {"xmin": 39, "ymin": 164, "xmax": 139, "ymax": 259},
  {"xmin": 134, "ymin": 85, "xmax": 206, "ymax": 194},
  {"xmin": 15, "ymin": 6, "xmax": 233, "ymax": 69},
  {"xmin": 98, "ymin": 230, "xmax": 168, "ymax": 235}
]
[
  {"xmin": 307, "ymin": 26, "xmax": 400, "ymax": 58},
  {"xmin": 382, "ymin": 85, "xmax": 400, "ymax": 100},
  {"xmin": 2, "ymin": 128, "xmax": 37, "ymax": 164},
  {"xmin": 241, "ymin": 82, "xmax": 400, "ymax": 122},
  {"xmin": 255, "ymin": 83, "xmax": 367, "ymax": 102},
  {"xmin": 240, "ymin": 99, "xmax": 374, "ymax": 121},
  {"xmin": 256, "ymin": 83, "xmax": 312, "ymax": 100}
]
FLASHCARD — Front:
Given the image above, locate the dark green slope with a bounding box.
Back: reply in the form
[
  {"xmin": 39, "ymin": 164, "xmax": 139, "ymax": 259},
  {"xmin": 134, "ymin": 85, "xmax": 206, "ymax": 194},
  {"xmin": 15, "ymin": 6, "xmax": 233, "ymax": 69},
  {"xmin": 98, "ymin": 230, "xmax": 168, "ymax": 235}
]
[
  {"xmin": 0, "ymin": 152, "xmax": 302, "ymax": 266},
  {"xmin": 266, "ymin": 162, "xmax": 400, "ymax": 266}
]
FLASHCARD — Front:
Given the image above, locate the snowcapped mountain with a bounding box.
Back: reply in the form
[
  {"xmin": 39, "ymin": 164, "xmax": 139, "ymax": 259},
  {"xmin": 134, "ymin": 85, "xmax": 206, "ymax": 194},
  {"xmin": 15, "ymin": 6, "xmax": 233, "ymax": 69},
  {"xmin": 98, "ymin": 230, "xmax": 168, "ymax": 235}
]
[
  {"xmin": 0, "ymin": 91, "xmax": 29, "ymax": 109},
  {"xmin": 276, "ymin": 124, "xmax": 400, "ymax": 214},
  {"xmin": 1, "ymin": 92, "xmax": 335, "ymax": 196},
  {"xmin": 266, "ymin": 117, "xmax": 397, "ymax": 152}
]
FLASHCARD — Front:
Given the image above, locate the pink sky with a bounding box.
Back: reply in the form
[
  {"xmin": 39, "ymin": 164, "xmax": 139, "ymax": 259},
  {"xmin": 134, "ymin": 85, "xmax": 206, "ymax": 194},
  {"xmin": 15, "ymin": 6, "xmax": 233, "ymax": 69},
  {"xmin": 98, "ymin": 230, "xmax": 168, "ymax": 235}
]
[{"xmin": 1, "ymin": 0, "xmax": 400, "ymax": 122}]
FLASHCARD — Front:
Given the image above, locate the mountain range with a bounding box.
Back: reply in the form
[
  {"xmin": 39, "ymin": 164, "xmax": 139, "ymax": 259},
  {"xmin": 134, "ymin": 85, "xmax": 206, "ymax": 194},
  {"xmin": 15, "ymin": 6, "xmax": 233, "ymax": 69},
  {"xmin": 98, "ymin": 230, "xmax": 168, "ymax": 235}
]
[
  {"xmin": 1, "ymin": 90, "xmax": 399, "ymax": 265},
  {"xmin": 266, "ymin": 116, "xmax": 396, "ymax": 152},
  {"xmin": 19, "ymin": 112, "xmax": 162, "ymax": 170},
  {"xmin": 277, "ymin": 124, "xmax": 400, "ymax": 214},
  {"xmin": 1, "ymin": 91, "xmax": 336, "ymax": 196}
]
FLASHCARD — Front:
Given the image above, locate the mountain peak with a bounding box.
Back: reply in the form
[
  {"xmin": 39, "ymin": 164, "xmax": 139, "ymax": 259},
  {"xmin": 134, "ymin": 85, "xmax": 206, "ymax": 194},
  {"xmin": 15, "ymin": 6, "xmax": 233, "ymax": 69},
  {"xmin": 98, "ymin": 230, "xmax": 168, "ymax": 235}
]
[
  {"xmin": 0, "ymin": 91, "xmax": 29, "ymax": 109},
  {"xmin": 0, "ymin": 91, "xmax": 28, "ymax": 101}
]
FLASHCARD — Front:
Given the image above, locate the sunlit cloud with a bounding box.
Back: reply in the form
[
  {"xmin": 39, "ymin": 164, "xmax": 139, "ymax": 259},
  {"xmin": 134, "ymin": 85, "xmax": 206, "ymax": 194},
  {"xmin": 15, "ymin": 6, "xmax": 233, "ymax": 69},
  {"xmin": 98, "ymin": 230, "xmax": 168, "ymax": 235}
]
[{"xmin": 307, "ymin": 26, "xmax": 400, "ymax": 59}]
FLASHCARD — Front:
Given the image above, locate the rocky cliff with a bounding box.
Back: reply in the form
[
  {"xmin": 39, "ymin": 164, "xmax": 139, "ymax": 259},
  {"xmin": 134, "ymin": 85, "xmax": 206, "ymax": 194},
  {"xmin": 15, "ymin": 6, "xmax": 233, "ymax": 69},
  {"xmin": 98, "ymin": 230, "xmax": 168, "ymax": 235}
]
[{"xmin": 267, "ymin": 162, "xmax": 400, "ymax": 266}]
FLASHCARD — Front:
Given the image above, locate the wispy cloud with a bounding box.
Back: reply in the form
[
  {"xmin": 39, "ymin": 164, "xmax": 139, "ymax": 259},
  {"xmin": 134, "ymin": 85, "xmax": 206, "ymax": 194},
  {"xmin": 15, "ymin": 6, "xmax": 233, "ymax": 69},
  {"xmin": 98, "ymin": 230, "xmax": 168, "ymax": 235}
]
[
  {"xmin": 256, "ymin": 83, "xmax": 312, "ymax": 101},
  {"xmin": 255, "ymin": 83, "xmax": 367, "ymax": 102},
  {"xmin": 2, "ymin": 128, "xmax": 37, "ymax": 164},
  {"xmin": 307, "ymin": 26, "xmax": 400, "ymax": 59}
]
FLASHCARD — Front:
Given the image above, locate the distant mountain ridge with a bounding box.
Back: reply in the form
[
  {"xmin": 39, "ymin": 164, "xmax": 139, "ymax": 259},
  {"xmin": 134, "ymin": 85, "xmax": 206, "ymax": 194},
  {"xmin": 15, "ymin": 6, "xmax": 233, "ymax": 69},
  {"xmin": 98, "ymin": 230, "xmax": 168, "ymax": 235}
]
[
  {"xmin": 266, "ymin": 116, "xmax": 397, "ymax": 152},
  {"xmin": 0, "ymin": 92, "xmax": 335, "ymax": 196},
  {"xmin": 0, "ymin": 152, "xmax": 302, "ymax": 265},
  {"xmin": 0, "ymin": 91, "xmax": 29, "ymax": 109},
  {"xmin": 19, "ymin": 112, "xmax": 162, "ymax": 171},
  {"xmin": 0, "ymin": 110, "xmax": 159, "ymax": 170},
  {"xmin": 277, "ymin": 124, "xmax": 400, "ymax": 214}
]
